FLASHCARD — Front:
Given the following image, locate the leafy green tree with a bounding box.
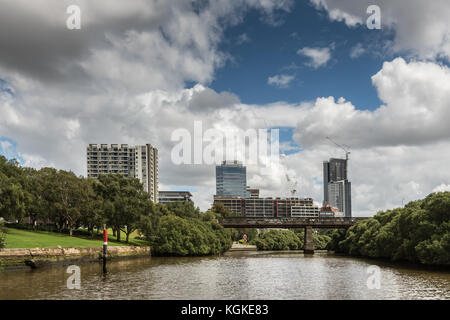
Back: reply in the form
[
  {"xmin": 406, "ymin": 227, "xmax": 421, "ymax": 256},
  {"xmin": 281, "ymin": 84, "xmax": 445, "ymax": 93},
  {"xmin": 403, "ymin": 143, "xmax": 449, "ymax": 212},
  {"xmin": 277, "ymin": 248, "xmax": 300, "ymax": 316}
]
[
  {"xmin": 163, "ymin": 201, "xmax": 201, "ymax": 219},
  {"xmin": 21, "ymin": 168, "xmax": 49, "ymax": 229},
  {"xmin": 39, "ymin": 168, "xmax": 85, "ymax": 236},
  {"xmin": 0, "ymin": 221, "xmax": 6, "ymax": 249},
  {"xmin": 254, "ymin": 229, "xmax": 302, "ymax": 250},
  {"xmin": 79, "ymin": 178, "xmax": 105, "ymax": 237},
  {"xmin": 152, "ymin": 215, "xmax": 231, "ymax": 256},
  {"xmin": 0, "ymin": 173, "xmax": 26, "ymax": 222},
  {"xmin": 95, "ymin": 174, "xmax": 153, "ymax": 242},
  {"xmin": 212, "ymin": 202, "xmax": 234, "ymax": 218},
  {"xmin": 327, "ymin": 192, "xmax": 450, "ymax": 266}
]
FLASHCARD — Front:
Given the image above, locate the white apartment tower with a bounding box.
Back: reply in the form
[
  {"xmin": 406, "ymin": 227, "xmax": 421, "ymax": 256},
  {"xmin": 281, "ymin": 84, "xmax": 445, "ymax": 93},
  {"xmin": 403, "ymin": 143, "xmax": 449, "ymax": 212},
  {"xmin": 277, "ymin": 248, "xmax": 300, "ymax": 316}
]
[{"xmin": 86, "ymin": 143, "xmax": 158, "ymax": 203}]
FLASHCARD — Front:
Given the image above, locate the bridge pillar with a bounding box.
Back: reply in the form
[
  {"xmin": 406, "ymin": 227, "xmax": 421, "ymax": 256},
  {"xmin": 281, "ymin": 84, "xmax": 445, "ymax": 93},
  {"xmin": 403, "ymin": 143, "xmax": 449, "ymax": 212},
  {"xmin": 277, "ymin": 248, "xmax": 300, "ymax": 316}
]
[{"xmin": 303, "ymin": 226, "xmax": 314, "ymax": 254}]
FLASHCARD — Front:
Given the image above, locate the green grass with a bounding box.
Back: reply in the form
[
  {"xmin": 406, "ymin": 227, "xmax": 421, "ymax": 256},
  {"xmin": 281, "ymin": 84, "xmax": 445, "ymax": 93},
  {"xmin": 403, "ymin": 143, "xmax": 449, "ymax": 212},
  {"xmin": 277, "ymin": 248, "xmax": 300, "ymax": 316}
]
[
  {"xmin": 4, "ymin": 228, "xmax": 148, "ymax": 249},
  {"xmin": 78, "ymin": 227, "xmax": 149, "ymax": 247}
]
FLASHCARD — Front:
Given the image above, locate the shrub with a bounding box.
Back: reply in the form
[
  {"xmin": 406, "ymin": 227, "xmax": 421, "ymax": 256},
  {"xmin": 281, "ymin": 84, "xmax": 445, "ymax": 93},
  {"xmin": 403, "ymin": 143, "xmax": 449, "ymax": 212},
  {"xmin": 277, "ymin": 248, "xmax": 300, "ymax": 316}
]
[
  {"xmin": 152, "ymin": 215, "xmax": 232, "ymax": 256},
  {"xmin": 0, "ymin": 222, "xmax": 6, "ymax": 249},
  {"xmin": 327, "ymin": 192, "xmax": 450, "ymax": 266},
  {"xmin": 254, "ymin": 230, "xmax": 302, "ymax": 251}
]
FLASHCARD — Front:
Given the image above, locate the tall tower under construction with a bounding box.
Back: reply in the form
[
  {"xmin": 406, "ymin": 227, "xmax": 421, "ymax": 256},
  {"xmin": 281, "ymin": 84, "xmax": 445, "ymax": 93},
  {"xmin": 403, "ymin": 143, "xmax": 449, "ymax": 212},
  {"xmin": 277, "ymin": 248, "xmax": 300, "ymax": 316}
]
[{"xmin": 323, "ymin": 158, "xmax": 352, "ymax": 217}]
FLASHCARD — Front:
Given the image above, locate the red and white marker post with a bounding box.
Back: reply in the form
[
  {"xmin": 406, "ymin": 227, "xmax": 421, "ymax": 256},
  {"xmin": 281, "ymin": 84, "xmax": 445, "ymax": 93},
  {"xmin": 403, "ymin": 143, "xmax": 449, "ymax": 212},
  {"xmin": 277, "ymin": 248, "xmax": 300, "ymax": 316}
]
[{"xmin": 103, "ymin": 224, "xmax": 108, "ymax": 273}]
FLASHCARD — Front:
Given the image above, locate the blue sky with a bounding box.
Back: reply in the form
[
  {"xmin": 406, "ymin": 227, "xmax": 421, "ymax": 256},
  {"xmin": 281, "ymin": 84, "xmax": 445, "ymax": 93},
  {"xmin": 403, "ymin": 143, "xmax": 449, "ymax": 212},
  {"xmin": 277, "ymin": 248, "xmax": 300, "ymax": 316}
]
[{"xmin": 211, "ymin": 1, "xmax": 391, "ymax": 110}]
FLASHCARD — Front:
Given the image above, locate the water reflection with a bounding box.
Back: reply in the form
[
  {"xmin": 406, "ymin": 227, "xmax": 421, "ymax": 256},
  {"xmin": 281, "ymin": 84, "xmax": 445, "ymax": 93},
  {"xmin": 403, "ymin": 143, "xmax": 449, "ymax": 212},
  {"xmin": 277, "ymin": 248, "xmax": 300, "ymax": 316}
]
[{"xmin": 0, "ymin": 252, "xmax": 449, "ymax": 300}]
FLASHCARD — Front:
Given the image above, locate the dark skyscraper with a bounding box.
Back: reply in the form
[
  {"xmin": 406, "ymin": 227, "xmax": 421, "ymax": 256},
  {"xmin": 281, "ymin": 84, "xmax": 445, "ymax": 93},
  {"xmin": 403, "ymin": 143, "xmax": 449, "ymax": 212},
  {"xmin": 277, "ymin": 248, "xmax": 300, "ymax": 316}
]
[{"xmin": 323, "ymin": 158, "xmax": 352, "ymax": 217}]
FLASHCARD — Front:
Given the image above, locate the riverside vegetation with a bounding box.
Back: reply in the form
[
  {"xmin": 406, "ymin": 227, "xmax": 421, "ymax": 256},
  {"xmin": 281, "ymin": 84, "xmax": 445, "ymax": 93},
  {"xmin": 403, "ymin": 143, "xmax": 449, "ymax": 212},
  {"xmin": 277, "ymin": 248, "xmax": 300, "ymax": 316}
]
[
  {"xmin": 1, "ymin": 155, "xmax": 449, "ymax": 265},
  {"xmin": 252, "ymin": 193, "xmax": 449, "ymax": 266},
  {"xmin": 0, "ymin": 156, "xmax": 231, "ymax": 257},
  {"xmin": 327, "ymin": 192, "xmax": 450, "ymax": 266},
  {"xmin": 252, "ymin": 229, "xmax": 331, "ymax": 251}
]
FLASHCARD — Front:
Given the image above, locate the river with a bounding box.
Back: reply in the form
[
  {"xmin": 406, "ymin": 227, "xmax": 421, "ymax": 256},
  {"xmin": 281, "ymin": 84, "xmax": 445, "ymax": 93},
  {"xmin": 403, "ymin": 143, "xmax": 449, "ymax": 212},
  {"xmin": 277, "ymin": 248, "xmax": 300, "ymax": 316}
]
[{"xmin": 1, "ymin": 251, "xmax": 449, "ymax": 300}]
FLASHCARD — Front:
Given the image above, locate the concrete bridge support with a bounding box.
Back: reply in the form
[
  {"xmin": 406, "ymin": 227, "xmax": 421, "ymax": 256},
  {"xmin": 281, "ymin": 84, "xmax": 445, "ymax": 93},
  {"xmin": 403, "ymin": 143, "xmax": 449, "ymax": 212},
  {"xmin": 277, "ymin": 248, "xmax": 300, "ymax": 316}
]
[{"xmin": 303, "ymin": 226, "xmax": 314, "ymax": 254}]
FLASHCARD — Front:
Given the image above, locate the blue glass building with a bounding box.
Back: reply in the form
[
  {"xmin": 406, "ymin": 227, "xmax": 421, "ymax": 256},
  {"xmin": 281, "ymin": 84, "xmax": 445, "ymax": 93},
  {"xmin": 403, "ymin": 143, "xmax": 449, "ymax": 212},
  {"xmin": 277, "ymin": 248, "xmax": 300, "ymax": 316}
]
[{"xmin": 216, "ymin": 161, "xmax": 249, "ymax": 198}]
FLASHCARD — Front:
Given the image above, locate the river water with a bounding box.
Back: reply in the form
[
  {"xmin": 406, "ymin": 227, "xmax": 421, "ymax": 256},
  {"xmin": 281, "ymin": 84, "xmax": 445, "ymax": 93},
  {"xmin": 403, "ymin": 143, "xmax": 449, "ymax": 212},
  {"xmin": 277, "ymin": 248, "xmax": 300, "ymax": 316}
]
[{"xmin": 1, "ymin": 251, "xmax": 449, "ymax": 300}]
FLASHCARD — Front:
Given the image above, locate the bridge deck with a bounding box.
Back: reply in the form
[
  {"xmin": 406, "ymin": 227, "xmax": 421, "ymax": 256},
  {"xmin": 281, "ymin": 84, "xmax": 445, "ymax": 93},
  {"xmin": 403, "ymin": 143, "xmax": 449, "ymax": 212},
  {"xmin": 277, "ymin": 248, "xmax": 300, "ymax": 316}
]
[{"xmin": 220, "ymin": 217, "xmax": 365, "ymax": 228}]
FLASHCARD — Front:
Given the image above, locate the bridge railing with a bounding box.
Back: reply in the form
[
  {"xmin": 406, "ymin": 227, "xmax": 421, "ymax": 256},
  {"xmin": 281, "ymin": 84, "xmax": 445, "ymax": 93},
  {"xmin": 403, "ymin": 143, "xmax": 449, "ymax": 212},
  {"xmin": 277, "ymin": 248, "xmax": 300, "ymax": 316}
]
[{"xmin": 220, "ymin": 216, "xmax": 367, "ymax": 224}]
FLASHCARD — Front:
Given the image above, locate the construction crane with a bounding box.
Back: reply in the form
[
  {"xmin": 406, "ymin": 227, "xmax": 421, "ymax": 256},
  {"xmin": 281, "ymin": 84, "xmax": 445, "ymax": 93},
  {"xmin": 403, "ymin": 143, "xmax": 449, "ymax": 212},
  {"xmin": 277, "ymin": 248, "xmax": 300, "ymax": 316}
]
[
  {"xmin": 326, "ymin": 136, "xmax": 350, "ymax": 160},
  {"xmin": 285, "ymin": 174, "xmax": 298, "ymax": 197}
]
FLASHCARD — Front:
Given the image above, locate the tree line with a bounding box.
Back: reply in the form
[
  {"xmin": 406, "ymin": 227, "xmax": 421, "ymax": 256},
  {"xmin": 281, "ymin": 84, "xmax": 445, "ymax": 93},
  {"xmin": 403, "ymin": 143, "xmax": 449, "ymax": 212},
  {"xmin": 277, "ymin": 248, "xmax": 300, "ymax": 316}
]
[
  {"xmin": 252, "ymin": 229, "xmax": 332, "ymax": 251},
  {"xmin": 327, "ymin": 192, "xmax": 450, "ymax": 266},
  {"xmin": 0, "ymin": 155, "xmax": 232, "ymax": 255}
]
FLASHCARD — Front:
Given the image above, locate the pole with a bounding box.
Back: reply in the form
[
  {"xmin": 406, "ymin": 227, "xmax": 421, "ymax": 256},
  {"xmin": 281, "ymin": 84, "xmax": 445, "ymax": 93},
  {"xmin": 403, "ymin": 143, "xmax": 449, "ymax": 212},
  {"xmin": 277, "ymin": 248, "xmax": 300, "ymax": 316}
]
[{"xmin": 103, "ymin": 224, "xmax": 107, "ymax": 274}]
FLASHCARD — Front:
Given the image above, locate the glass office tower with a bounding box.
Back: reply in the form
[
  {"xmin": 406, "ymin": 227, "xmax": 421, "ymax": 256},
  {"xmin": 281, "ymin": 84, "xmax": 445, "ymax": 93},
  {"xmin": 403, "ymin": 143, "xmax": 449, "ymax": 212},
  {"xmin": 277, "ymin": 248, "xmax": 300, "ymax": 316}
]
[{"xmin": 216, "ymin": 161, "xmax": 249, "ymax": 198}]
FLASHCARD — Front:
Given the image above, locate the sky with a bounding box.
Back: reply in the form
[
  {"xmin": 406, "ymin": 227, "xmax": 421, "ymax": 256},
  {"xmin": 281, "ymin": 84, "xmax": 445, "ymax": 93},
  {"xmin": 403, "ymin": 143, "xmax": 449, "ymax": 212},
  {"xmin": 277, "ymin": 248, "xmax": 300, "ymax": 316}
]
[{"xmin": 1, "ymin": 0, "xmax": 450, "ymax": 215}]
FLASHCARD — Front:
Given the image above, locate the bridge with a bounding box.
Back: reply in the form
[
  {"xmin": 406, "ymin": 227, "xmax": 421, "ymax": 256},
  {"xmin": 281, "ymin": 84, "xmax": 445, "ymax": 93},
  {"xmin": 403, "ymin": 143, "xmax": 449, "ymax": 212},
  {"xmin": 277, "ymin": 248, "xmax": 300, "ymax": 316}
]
[{"xmin": 219, "ymin": 217, "xmax": 366, "ymax": 254}]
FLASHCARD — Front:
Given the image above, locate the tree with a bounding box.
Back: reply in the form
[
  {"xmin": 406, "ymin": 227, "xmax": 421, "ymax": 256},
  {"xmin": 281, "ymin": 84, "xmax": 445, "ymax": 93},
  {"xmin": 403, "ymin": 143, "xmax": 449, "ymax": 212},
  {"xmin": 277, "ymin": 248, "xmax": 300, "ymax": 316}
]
[
  {"xmin": 0, "ymin": 221, "xmax": 6, "ymax": 249},
  {"xmin": 21, "ymin": 168, "xmax": 49, "ymax": 229},
  {"xmin": 254, "ymin": 230, "xmax": 302, "ymax": 250},
  {"xmin": 95, "ymin": 174, "xmax": 152, "ymax": 242},
  {"xmin": 0, "ymin": 173, "xmax": 26, "ymax": 222},
  {"xmin": 327, "ymin": 192, "xmax": 450, "ymax": 266},
  {"xmin": 211, "ymin": 202, "xmax": 234, "ymax": 218},
  {"xmin": 79, "ymin": 178, "xmax": 105, "ymax": 237},
  {"xmin": 40, "ymin": 168, "xmax": 84, "ymax": 236},
  {"xmin": 152, "ymin": 215, "xmax": 231, "ymax": 256}
]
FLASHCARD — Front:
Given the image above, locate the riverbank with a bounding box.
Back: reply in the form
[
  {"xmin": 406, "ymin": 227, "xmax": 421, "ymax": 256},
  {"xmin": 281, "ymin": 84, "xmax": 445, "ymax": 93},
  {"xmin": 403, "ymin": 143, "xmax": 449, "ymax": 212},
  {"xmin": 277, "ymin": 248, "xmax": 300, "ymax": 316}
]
[
  {"xmin": 0, "ymin": 246, "xmax": 151, "ymax": 270},
  {"xmin": 229, "ymin": 243, "xmax": 257, "ymax": 251},
  {"xmin": 3, "ymin": 227, "xmax": 147, "ymax": 248}
]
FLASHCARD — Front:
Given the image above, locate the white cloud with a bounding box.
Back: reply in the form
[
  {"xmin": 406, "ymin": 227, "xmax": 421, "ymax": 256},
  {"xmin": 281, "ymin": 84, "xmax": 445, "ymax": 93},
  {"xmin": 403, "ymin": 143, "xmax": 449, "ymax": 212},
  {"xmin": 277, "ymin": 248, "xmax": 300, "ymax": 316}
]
[
  {"xmin": 293, "ymin": 58, "xmax": 450, "ymax": 149},
  {"xmin": 309, "ymin": 0, "xmax": 450, "ymax": 61},
  {"xmin": 297, "ymin": 47, "xmax": 331, "ymax": 68},
  {"xmin": 267, "ymin": 74, "xmax": 295, "ymax": 88},
  {"xmin": 432, "ymin": 184, "xmax": 450, "ymax": 193}
]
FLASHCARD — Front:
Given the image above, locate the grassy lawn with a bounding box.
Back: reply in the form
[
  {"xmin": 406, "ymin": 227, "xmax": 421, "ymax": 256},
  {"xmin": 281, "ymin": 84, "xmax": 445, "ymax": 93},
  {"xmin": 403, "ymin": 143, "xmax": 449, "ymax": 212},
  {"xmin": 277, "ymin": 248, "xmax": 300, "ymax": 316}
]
[{"xmin": 3, "ymin": 228, "xmax": 148, "ymax": 249}]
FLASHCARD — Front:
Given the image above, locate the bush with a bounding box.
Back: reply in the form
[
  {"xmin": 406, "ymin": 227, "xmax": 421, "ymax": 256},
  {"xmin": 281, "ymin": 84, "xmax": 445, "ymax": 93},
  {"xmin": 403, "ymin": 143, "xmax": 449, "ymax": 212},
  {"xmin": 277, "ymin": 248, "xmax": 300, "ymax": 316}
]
[
  {"xmin": 0, "ymin": 222, "xmax": 6, "ymax": 249},
  {"xmin": 327, "ymin": 192, "xmax": 450, "ymax": 266},
  {"xmin": 151, "ymin": 215, "xmax": 232, "ymax": 256},
  {"xmin": 254, "ymin": 230, "xmax": 302, "ymax": 251}
]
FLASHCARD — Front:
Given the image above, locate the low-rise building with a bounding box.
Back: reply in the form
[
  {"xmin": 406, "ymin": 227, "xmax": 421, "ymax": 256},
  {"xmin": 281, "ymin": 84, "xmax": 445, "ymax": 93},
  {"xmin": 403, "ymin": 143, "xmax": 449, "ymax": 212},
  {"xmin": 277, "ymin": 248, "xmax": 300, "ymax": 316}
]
[
  {"xmin": 159, "ymin": 191, "xmax": 193, "ymax": 203},
  {"xmin": 213, "ymin": 196, "xmax": 319, "ymax": 218}
]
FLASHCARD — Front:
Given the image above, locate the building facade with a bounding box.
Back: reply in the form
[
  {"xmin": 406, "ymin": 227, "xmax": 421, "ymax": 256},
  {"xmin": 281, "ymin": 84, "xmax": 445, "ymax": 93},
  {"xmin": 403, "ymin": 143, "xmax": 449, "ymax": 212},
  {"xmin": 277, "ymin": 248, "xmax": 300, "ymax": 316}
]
[
  {"xmin": 159, "ymin": 191, "xmax": 193, "ymax": 203},
  {"xmin": 246, "ymin": 188, "xmax": 260, "ymax": 198},
  {"xmin": 86, "ymin": 143, "xmax": 158, "ymax": 203},
  {"xmin": 323, "ymin": 158, "xmax": 351, "ymax": 217},
  {"xmin": 213, "ymin": 197, "xmax": 320, "ymax": 218},
  {"xmin": 216, "ymin": 161, "xmax": 249, "ymax": 198}
]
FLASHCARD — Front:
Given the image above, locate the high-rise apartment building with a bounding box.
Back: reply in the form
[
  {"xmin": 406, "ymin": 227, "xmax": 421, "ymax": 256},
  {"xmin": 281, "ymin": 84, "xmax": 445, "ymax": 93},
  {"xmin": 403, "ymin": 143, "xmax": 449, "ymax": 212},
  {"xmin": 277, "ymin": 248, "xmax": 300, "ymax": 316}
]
[
  {"xmin": 86, "ymin": 143, "xmax": 158, "ymax": 203},
  {"xmin": 216, "ymin": 160, "xmax": 249, "ymax": 198},
  {"xmin": 323, "ymin": 158, "xmax": 351, "ymax": 217}
]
